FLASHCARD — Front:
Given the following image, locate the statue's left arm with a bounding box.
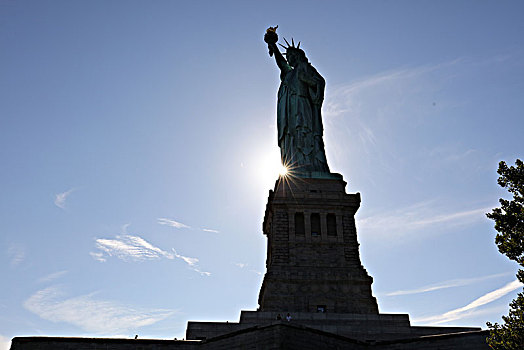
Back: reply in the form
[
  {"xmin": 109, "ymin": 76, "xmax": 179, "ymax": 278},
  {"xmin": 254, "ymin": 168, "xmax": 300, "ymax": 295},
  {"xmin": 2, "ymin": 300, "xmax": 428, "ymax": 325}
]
[{"xmin": 299, "ymin": 66, "xmax": 325, "ymax": 105}]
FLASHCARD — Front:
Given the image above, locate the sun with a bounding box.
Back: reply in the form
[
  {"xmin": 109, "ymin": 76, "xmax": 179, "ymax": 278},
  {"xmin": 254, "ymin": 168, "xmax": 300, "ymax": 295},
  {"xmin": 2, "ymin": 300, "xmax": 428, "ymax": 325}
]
[
  {"xmin": 252, "ymin": 147, "xmax": 296, "ymax": 189},
  {"xmin": 278, "ymin": 164, "xmax": 289, "ymax": 176}
]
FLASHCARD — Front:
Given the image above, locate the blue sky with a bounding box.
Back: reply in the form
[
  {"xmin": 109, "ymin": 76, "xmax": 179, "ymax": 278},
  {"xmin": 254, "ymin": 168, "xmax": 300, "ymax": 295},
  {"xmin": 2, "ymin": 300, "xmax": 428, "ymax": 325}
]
[{"xmin": 1, "ymin": 0, "xmax": 523, "ymax": 347}]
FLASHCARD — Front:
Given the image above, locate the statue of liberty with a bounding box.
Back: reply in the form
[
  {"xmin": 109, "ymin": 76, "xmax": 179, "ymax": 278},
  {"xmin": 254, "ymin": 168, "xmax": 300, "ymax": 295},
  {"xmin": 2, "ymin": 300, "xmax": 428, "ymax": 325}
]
[{"xmin": 264, "ymin": 26, "xmax": 333, "ymax": 178}]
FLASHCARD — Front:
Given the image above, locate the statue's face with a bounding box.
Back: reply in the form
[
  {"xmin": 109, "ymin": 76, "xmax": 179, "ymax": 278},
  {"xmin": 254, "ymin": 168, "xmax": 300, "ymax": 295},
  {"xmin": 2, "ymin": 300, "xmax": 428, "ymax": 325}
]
[{"xmin": 287, "ymin": 51, "xmax": 298, "ymax": 66}]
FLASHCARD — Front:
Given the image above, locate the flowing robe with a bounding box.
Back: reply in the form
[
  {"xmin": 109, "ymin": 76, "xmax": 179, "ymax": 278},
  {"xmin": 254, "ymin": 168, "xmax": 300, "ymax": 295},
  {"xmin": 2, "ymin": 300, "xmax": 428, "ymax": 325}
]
[{"xmin": 277, "ymin": 61, "xmax": 330, "ymax": 175}]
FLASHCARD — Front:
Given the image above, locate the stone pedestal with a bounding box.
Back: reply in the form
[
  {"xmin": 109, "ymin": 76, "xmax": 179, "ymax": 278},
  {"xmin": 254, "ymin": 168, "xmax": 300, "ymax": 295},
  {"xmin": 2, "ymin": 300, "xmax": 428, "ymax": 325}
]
[
  {"xmin": 258, "ymin": 175, "xmax": 378, "ymax": 314},
  {"xmin": 184, "ymin": 175, "xmax": 487, "ymax": 348}
]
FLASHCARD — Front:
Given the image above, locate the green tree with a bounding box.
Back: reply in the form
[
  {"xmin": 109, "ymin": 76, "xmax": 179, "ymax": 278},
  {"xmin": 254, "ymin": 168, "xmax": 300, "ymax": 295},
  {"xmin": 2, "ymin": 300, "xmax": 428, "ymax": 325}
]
[{"xmin": 486, "ymin": 159, "xmax": 524, "ymax": 349}]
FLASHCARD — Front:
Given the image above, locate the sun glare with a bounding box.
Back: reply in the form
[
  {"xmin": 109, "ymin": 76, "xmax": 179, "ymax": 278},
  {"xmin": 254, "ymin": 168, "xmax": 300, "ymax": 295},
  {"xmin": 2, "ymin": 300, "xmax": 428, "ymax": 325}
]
[
  {"xmin": 253, "ymin": 147, "xmax": 295, "ymax": 189},
  {"xmin": 278, "ymin": 164, "xmax": 288, "ymax": 176}
]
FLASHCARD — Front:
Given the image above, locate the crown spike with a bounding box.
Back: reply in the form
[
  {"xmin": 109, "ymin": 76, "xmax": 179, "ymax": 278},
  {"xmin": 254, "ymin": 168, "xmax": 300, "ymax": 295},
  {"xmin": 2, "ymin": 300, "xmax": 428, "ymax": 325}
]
[
  {"xmin": 297, "ymin": 41, "xmax": 300, "ymax": 49},
  {"xmin": 278, "ymin": 43, "xmax": 287, "ymax": 50},
  {"xmin": 292, "ymin": 38, "xmax": 295, "ymax": 47},
  {"xmin": 283, "ymin": 37, "xmax": 291, "ymax": 47}
]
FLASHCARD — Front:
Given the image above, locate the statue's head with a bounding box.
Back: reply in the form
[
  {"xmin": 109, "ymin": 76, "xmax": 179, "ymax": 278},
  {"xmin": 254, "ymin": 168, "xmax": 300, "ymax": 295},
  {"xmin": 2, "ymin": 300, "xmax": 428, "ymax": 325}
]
[
  {"xmin": 279, "ymin": 38, "xmax": 307, "ymax": 66},
  {"xmin": 285, "ymin": 47, "xmax": 307, "ymax": 66}
]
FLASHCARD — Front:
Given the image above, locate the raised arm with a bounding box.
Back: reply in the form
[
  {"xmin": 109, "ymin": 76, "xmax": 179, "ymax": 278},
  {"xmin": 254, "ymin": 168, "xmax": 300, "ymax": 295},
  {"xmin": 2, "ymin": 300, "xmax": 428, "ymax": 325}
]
[{"xmin": 268, "ymin": 42, "xmax": 291, "ymax": 73}]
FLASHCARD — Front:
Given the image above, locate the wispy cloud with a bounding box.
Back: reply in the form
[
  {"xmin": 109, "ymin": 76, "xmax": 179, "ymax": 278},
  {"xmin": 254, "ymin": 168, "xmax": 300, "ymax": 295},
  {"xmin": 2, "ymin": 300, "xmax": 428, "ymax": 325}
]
[
  {"xmin": 157, "ymin": 218, "xmax": 190, "ymax": 229},
  {"xmin": 92, "ymin": 234, "xmax": 174, "ymax": 262},
  {"xmin": 158, "ymin": 217, "xmax": 219, "ymax": 234},
  {"xmin": 0, "ymin": 335, "xmax": 10, "ymax": 350},
  {"xmin": 324, "ymin": 59, "xmax": 462, "ymax": 118},
  {"xmin": 172, "ymin": 249, "xmax": 198, "ymax": 266},
  {"xmin": 89, "ymin": 251, "xmax": 106, "ymax": 262},
  {"xmin": 38, "ymin": 270, "xmax": 68, "ymax": 284},
  {"xmin": 234, "ymin": 263, "xmax": 262, "ymax": 275},
  {"xmin": 414, "ymin": 279, "xmax": 523, "ymax": 325},
  {"xmin": 24, "ymin": 286, "xmax": 176, "ymax": 334},
  {"xmin": 358, "ymin": 201, "xmax": 490, "ymax": 237},
  {"xmin": 121, "ymin": 223, "xmax": 131, "ymax": 234},
  {"xmin": 428, "ymin": 146, "xmax": 477, "ymax": 163},
  {"xmin": 202, "ymin": 228, "xmax": 220, "ymax": 233},
  {"xmin": 386, "ymin": 272, "xmax": 509, "ymax": 296},
  {"xmin": 322, "ymin": 59, "xmax": 465, "ymax": 166},
  {"xmin": 91, "ymin": 232, "xmax": 211, "ymax": 276},
  {"xmin": 172, "ymin": 249, "xmax": 211, "ymax": 276},
  {"xmin": 7, "ymin": 243, "xmax": 25, "ymax": 267},
  {"xmin": 54, "ymin": 188, "xmax": 75, "ymax": 209}
]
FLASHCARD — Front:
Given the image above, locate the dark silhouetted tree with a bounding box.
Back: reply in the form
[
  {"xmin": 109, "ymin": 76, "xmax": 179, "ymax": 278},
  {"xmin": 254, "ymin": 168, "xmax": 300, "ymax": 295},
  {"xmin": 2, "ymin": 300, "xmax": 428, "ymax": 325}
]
[{"xmin": 486, "ymin": 159, "xmax": 524, "ymax": 349}]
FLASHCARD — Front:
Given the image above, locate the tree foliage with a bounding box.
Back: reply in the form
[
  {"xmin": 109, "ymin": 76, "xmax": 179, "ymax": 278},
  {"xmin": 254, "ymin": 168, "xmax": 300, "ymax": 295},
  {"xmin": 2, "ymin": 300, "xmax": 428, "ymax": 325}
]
[
  {"xmin": 486, "ymin": 294, "xmax": 524, "ymax": 350},
  {"xmin": 486, "ymin": 159, "xmax": 524, "ymax": 349}
]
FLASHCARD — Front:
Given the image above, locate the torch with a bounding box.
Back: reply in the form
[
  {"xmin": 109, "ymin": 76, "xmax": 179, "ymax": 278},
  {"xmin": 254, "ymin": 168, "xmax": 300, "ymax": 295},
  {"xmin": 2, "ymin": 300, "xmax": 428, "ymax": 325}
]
[{"xmin": 264, "ymin": 25, "xmax": 279, "ymax": 57}]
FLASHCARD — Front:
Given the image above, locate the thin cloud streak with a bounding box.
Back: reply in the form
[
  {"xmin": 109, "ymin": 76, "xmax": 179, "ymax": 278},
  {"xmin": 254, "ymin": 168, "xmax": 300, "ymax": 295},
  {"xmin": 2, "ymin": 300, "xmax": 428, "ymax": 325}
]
[
  {"xmin": 89, "ymin": 252, "xmax": 106, "ymax": 262},
  {"xmin": 414, "ymin": 279, "xmax": 523, "ymax": 324},
  {"xmin": 157, "ymin": 218, "xmax": 190, "ymax": 229},
  {"xmin": 158, "ymin": 217, "xmax": 220, "ymax": 234},
  {"xmin": 172, "ymin": 249, "xmax": 198, "ymax": 266},
  {"xmin": 91, "ymin": 232, "xmax": 210, "ymax": 276},
  {"xmin": 92, "ymin": 235, "xmax": 174, "ymax": 262},
  {"xmin": 24, "ymin": 286, "xmax": 176, "ymax": 334},
  {"xmin": 7, "ymin": 243, "xmax": 25, "ymax": 267},
  {"xmin": 172, "ymin": 249, "xmax": 211, "ymax": 276},
  {"xmin": 386, "ymin": 272, "xmax": 509, "ymax": 296},
  {"xmin": 322, "ymin": 58, "xmax": 465, "ymax": 163},
  {"xmin": 121, "ymin": 223, "xmax": 131, "ymax": 234},
  {"xmin": 54, "ymin": 189, "xmax": 75, "ymax": 209},
  {"xmin": 324, "ymin": 59, "xmax": 463, "ymax": 118},
  {"xmin": 202, "ymin": 228, "xmax": 220, "ymax": 233},
  {"xmin": 358, "ymin": 202, "xmax": 490, "ymax": 236},
  {"xmin": 38, "ymin": 270, "xmax": 68, "ymax": 284},
  {"xmin": 193, "ymin": 269, "xmax": 211, "ymax": 277},
  {"xmin": 406, "ymin": 207, "xmax": 490, "ymax": 228},
  {"xmin": 235, "ymin": 263, "xmax": 262, "ymax": 275}
]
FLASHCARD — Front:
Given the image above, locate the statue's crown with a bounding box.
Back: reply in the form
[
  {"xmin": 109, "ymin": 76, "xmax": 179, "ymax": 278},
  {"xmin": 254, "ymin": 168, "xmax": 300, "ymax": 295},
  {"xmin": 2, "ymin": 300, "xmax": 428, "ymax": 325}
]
[{"xmin": 279, "ymin": 37, "xmax": 302, "ymax": 54}]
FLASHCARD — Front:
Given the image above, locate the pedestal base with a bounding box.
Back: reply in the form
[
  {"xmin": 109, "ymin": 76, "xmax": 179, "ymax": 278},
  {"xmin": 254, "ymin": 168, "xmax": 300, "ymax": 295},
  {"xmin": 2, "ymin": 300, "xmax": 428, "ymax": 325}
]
[{"xmin": 186, "ymin": 310, "xmax": 481, "ymax": 342}]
